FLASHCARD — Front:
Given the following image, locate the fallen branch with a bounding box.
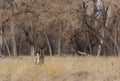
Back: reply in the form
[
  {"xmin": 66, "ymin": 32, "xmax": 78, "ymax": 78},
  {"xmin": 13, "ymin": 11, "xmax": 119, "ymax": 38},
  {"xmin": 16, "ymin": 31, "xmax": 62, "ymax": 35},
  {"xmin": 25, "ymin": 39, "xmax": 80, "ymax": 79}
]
[{"xmin": 77, "ymin": 51, "xmax": 90, "ymax": 56}]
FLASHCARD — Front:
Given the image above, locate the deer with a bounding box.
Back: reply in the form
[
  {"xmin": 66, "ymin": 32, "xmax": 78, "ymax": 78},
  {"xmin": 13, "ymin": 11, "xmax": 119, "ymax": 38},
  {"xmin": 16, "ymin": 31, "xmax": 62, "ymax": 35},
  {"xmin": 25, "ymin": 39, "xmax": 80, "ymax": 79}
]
[{"xmin": 35, "ymin": 49, "xmax": 45, "ymax": 65}]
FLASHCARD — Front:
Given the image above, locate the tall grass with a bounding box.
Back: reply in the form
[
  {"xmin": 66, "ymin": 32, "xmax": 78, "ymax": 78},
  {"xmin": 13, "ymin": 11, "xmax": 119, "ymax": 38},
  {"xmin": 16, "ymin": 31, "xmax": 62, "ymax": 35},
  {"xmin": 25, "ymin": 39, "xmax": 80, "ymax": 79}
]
[{"xmin": 0, "ymin": 56, "xmax": 120, "ymax": 81}]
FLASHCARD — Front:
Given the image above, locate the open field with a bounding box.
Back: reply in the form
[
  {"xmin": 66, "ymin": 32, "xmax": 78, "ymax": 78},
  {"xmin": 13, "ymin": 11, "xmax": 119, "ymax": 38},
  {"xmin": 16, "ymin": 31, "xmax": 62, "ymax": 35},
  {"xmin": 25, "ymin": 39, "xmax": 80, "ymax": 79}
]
[{"xmin": 0, "ymin": 56, "xmax": 120, "ymax": 81}]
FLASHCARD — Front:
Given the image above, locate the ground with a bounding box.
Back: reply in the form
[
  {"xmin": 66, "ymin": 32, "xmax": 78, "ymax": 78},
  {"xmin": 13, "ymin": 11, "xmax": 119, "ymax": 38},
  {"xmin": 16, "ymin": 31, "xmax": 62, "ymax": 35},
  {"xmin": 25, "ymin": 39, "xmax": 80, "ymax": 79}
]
[{"xmin": 0, "ymin": 56, "xmax": 120, "ymax": 81}]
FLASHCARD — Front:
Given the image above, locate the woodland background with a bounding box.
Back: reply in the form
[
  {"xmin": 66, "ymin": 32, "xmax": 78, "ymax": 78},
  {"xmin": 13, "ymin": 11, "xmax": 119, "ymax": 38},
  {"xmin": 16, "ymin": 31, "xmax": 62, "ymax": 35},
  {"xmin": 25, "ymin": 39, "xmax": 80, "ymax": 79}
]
[{"xmin": 0, "ymin": 0, "xmax": 120, "ymax": 56}]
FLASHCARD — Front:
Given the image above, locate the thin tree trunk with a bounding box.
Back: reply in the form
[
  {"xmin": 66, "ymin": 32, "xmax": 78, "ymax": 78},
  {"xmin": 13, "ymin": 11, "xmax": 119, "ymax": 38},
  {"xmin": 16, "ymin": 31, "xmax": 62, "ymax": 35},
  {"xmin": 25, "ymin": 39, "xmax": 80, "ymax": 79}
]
[
  {"xmin": 0, "ymin": 30, "xmax": 3, "ymax": 55},
  {"xmin": 97, "ymin": 29, "xmax": 104, "ymax": 56},
  {"xmin": 30, "ymin": 21, "xmax": 35, "ymax": 56},
  {"xmin": 44, "ymin": 31, "xmax": 53, "ymax": 56},
  {"xmin": 30, "ymin": 44, "xmax": 35, "ymax": 56},
  {"xmin": 116, "ymin": 5, "xmax": 120, "ymax": 54},
  {"xmin": 11, "ymin": 21, "xmax": 17, "ymax": 56},
  {"xmin": 58, "ymin": 26, "xmax": 62, "ymax": 56},
  {"xmin": 114, "ymin": 20, "xmax": 118, "ymax": 54},
  {"xmin": 114, "ymin": 17, "xmax": 120, "ymax": 55},
  {"xmin": 10, "ymin": 1, "xmax": 17, "ymax": 56},
  {"xmin": 3, "ymin": 35, "xmax": 11, "ymax": 56}
]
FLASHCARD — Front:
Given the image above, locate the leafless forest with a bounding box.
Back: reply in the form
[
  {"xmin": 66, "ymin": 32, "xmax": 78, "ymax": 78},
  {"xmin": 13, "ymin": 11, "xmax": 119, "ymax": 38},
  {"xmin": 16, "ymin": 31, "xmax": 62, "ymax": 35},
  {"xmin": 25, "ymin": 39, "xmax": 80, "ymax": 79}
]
[
  {"xmin": 0, "ymin": 0, "xmax": 120, "ymax": 56},
  {"xmin": 1, "ymin": 0, "xmax": 120, "ymax": 81}
]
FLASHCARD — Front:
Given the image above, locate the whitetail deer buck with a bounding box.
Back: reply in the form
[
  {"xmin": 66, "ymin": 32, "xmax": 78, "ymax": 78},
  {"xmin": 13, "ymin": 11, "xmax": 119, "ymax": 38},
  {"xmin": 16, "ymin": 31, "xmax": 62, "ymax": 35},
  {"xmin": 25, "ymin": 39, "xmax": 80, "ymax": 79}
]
[{"xmin": 35, "ymin": 49, "xmax": 45, "ymax": 65}]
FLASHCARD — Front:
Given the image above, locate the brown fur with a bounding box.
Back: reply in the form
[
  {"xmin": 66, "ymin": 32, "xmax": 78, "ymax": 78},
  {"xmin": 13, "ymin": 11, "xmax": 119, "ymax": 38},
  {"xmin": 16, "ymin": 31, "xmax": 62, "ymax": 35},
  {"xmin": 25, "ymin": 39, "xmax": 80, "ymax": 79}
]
[{"xmin": 36, "ymin": 49, "xmax": 45, "ymax": 65}]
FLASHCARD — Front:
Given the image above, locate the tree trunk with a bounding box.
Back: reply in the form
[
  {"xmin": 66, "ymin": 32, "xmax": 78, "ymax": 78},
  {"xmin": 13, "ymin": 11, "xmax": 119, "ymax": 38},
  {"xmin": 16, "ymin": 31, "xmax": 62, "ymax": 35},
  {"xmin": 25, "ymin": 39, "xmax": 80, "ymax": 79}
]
[
  {"xmin": 58, "ymin": 26, "xmax": 62, "ymax": 56},
  {"xmin": 44, "ymin": 31, "xmax": 53, "ymax": 56},
  {"xmin": 11, "ymin": 20, "xmax": 17, "ymax": 56},
  {"xmin": 114, "ymin": 18, "xmax": 118, "ymax": 54},
  {"xmin": 3, "ymin": 35, "xmax": 11, "ymax": 56},
  {"xmin": 0, "ymin": 30, "xmax": 3, "ymax": 55},
  {"xmin": 29, "ymin": 17, "xmax": 35, "ymax": 56},
  {"xmin": 10, "ymin": 1, "xmax": 17, "ymax": 56},
  {"xmin": 97, "ymin": 29, "xmax": 104, "ymax": 56},
  {"xmin": 114, "ymin": 17, "xmax": 120, "ymax": 55},
  {"xmin": 11, "ymin": 31, "xmax": 17, "ymax": 56},
  {"xmin": 30, "ymin": 44, "xmax": 35, "ymax": 56}
]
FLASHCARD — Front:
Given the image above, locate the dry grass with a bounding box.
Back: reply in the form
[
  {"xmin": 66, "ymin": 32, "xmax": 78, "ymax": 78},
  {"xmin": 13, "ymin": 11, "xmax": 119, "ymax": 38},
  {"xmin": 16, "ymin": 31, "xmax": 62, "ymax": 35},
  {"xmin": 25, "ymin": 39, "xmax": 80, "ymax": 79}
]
[{"xmin": 0, "ymin": 56, "xmax": 120, "ymax": 81}]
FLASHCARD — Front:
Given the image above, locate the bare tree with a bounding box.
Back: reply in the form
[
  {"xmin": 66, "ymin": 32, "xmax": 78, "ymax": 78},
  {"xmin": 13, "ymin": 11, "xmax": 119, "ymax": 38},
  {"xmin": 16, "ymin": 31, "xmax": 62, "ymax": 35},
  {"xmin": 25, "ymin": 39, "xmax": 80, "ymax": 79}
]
[
  {"xmin": 44, "ymin": 29, "xmax": 53, "ymax": 56},
  {"xmin": 58, "ymin": 26, "xmax": 62, "ymax": 56},
  {"xmin": 9, "ymin": 0, "xmax": 17, "ymax": 56},
  {"xmin": 0, "ymin": 29, "xmax": 3, "ymax": 55}
]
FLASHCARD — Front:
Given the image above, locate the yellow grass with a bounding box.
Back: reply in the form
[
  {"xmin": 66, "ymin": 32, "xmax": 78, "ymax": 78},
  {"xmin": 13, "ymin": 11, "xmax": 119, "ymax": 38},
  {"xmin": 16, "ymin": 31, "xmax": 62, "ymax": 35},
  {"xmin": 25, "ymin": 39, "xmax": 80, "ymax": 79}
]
[{"xmin": 0, "ymin": 56, "xmax": 120, "ymax": 81}]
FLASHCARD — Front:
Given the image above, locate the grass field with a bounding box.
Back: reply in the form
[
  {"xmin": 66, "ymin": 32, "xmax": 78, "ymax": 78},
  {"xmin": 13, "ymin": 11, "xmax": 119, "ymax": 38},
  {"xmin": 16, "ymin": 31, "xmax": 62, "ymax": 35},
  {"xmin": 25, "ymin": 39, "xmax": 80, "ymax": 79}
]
[{"xmin": 0, "ymin": 56, "xmax": 120, "ymax": 81}]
